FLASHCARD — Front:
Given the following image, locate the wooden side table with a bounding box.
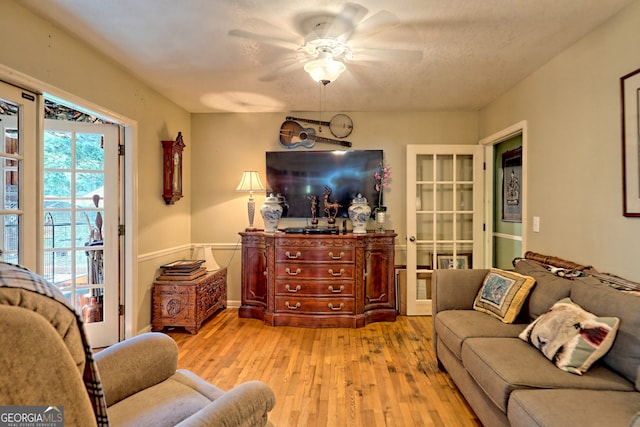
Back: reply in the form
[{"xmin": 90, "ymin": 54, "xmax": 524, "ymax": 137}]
[{"xmin": 152, "ymin": 267, "xmax": 227, "ymax": 334}]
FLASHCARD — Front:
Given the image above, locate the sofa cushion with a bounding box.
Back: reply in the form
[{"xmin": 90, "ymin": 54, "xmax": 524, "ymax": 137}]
[
  {"xmin": 461, "ymin": 337, "xmax": 633, "ymax": 413},
  {"xmin": 514, "ymin": 260, "xmax": 574, "ymax": 320},
  {"xmin": 107, "ymin": 371, "xmax": 216, "ymax": 426},
  {"xmin": 473, "ymin": 269, "xmax": 536, "ymax": 323},
  {"xmin": 435, "ymin": 310, "xmax": 526, "ymax": 360},
  {"xmin": 569, "ymin": 279, "xmax": 640, "ymax": 386},
  {"xmin": 508, "ymin": 389, "xmax": 640, "ymax": 427},
  {"xmin": 519, "ymin": 298, "xmax": 620, "ymax": 375}
]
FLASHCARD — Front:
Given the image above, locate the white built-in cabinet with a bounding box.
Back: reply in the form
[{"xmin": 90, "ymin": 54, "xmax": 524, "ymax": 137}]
[{"xmin": 406, "ymin": 145, "xmax": 484, "ymax": 315}]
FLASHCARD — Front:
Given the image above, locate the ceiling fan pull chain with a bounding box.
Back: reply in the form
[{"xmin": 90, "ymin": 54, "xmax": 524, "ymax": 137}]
[{"xmin": 319, "ymin": 81, "xmax": 323, "ymax": 133}]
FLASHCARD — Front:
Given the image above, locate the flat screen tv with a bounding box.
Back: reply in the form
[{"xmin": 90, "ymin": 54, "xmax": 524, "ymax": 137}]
[{"xmin": 265, "ymin": 150, "xmax": 383, "ymax": 219}]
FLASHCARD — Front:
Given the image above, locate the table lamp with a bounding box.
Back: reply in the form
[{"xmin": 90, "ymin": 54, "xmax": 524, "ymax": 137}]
[{"xmin": 236, "ymin": 171, "xmax": 265, "ymax": 230}]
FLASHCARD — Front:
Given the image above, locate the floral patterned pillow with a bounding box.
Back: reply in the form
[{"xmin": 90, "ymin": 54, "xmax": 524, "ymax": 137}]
[
  {"xmin": 473, "ymin": 268, "xmax": 536, "ymax": 323},
  {"xmin": 519, "ymin": 298, "xmax": 620, "ymax": 375}
]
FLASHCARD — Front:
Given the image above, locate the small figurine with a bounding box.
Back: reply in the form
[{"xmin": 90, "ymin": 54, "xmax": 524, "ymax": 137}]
[
  {"xmin": 322, "ymin": 186, "xmax": 341, "ymax": 226},
  {"xmin": 307, "ymin": 195, "xmax": 319, "ymax": 226}
]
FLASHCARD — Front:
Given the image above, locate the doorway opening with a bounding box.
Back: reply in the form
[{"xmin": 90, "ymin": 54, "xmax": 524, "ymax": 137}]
[
  {"xmin": 43, "ymin": 99, "xmax": 122, "ymax": 347},
  {"xmin": 480, "ymin": 121, "xmax": 528, "ymax": 268}
]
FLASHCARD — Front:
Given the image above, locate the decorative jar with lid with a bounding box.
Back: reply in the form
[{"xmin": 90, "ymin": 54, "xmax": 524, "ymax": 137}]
[
  {"xmin": 260, "ymin": 193, "xmax": 283, "ymax": 233},
  {"xmin": 348, "ymin": 194, "xmax": 371, "ymax": 234}
]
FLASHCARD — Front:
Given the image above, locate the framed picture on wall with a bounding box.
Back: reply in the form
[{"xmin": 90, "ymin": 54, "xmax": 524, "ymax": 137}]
[
  {"xmin": 502, "ymin": 147, "xmax": 522, "ymax": 222},
  {"xmin": 435, "ymin": 254, "xmax": 470, "ymax": 270},
  {"xmin": 621, "ymin": 67, "xmax": 640, "ymax": 217}
]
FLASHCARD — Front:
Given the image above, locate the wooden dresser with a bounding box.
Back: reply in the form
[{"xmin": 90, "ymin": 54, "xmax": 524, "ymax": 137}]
[
  {"xmin": 152, "ymin": 268, "xmax": 227, "ymax": 334},
  {"xmin": 239, "ymin": 231, "xmax": 396, "ymax": 328}
]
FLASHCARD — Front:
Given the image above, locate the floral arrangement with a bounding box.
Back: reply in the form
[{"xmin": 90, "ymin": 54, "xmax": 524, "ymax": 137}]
[{"xmin": 374, "ymin": 162, "xmax": 391, "ymax": 210}]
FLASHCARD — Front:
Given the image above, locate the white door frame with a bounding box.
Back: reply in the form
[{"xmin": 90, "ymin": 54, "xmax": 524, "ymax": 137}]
[
  {"xmin": 479, "ymin": 121, "xmax": 528, "ymax": 267},
  {"xmin": 0, "ymin": 64, "xmax": 139, "ymax": 340}
]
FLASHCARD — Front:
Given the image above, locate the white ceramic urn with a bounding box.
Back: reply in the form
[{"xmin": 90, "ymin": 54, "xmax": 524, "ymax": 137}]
[
  {"xmin": 348, "ymin": 194, "xmax": 371, "ymax": 234},
  {"xmin": 260, "ymin": 193, "xmax": 283, "ymax": 233}
]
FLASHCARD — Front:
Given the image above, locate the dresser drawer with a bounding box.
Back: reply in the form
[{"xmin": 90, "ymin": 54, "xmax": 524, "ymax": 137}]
[
  {"xmin": 275, "ymin": 263, "xmax": 355, "ymax": 280},
  {"xmin": 275, "ymin": 247, "xmax": 354, "ymax": 262},
  {"xmin": 274, "ymin": 296, "xmax": 355, "ymax": 314},
  {"xmin": 275, "ymin": 279, "xmax": 354, "ymax": 296}
]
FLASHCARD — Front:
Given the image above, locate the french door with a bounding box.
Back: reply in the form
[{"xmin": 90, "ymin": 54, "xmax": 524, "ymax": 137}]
[
  {"xmin": 406, "ymin": 145, "xmax": 484, "ymax": 315},
  {"xmin": 43, "ymin": 119, "xmax": 120, "ymax": 348},
  {"xmin": 0, "ymin": 81, "xmax": 37, "ymax": 269}
]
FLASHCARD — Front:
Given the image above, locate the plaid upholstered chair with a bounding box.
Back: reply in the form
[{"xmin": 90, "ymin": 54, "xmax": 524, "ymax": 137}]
[{"xmin": 0, "ymin": 263, "xmax": 275, "ymax": 426}]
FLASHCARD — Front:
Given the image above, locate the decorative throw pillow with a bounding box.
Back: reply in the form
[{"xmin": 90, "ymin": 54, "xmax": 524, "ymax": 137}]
[
  {"xmin": 519, "ymin": 298, "xmax": 620, "ymax": 375},
  {"xmin": 473, "ymin": 268, "xmax": 536, "ymax": 323}
]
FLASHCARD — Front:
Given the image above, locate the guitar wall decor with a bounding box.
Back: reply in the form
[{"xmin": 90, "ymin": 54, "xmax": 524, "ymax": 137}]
[
  {"xmin": 279, "ymin": 120, "xmax": 352, "ymax": 149},
  {"xmin": 285, "ymin": 114, "xmax": 353, "ymax": 138}
]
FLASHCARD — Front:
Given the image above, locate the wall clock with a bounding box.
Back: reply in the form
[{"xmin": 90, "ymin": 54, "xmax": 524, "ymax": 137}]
[{"xmin": 162, "ymin": 132, "xmax": 185, "ymax": 205}]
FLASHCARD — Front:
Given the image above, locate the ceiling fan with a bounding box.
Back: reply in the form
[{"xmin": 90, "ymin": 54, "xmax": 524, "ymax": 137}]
[{"xmin": 228, "ymin": 2, "xmax": 424, "ymax": 84}]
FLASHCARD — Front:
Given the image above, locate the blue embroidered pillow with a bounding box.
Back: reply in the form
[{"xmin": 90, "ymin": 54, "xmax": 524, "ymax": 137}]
[{"xmin": 473, "ymin": 268, "xmax": 536, "ymax": 323}]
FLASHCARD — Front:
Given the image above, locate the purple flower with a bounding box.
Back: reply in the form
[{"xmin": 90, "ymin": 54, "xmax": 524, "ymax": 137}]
[{"xmin": 374, "ymin": 162, "xmax": 391, "ymax": 208}]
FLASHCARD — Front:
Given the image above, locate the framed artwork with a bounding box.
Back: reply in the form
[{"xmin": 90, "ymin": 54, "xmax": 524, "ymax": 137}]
[
  {"xmin": 435, "ymin": 254, "xmax": 470, "ymax": 270},
  {"xmin": 502, "ymin": 147, "xmax": 522, "ymax": 222},
  {"xmin": 621, "ymin": 67, "xmax": 640, "ymax": 217}
]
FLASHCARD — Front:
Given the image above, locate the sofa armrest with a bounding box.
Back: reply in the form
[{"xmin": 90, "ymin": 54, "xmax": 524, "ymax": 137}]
[
  {"xmin": 432, "ymin": 269, "xmax": 489, "ymax": 355},
  {"xmin": 94, "ymin": 332, "xmax": 178, "ymax": 407},
  {"xmin": 175, "ymin": 380, "xmax": 276, "ymax": 427}
]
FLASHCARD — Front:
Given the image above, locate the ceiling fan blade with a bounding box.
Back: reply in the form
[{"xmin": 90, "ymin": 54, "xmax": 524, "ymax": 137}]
[
  {"xmin": 351, "ymin": 47, "xmax": 423, "ymax": 62},
  {"xmin": 259, "ymin": 57, "xmax": 307, "ymax": 82},
  {"xmin": 348, "ymin": 10, "xmax": 402, "ymax": 41},
  {"xmin": 325, "ymin": 2, "xmax": 369, "ymax": 40},
  {"xmin": 228, "ymin": 29, "xmax": 301, "ymax": 51}
]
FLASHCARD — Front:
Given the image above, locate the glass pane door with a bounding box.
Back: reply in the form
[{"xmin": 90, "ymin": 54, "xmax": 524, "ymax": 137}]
[
  {"xmin": 43, "ymin": 119, "xmax": 119, "ymax": 348},
  {"xmin": 0, "ymin": 82, "xmax": 37, "ymax": 268},
  {"xmin": 406, "ymin": 145, "xmax": 483, "ymax": 315}
]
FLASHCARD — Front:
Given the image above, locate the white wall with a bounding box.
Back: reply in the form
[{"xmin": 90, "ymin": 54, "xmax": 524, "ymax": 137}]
[{"xmin": 479, "ymin": 0, "xmax": 640, "ymax": 281}]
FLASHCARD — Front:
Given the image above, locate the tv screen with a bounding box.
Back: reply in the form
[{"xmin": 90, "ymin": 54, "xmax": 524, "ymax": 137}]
[{"xmin": 266, "ymin": 150, "xmax": 383, "ymax": 219}]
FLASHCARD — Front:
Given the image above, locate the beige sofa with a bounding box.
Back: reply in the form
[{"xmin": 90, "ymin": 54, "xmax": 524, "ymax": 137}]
[
  {"xmin": 0, "ymin": 262, "xmax": 275, "ymax": 426},
  {"xmin": 433, "ymin": 257, "xmax": 640, "ymax": 427}
]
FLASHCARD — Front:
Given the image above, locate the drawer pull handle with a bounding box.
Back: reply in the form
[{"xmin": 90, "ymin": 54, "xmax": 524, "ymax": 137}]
[
  {"xmin": 285, "ymin": 301, "xmax": 301, "ymax": 310},
  {"xmin": 328, "ymin": 302, "xmax": 345, "ymax": 311},
  {"xmin": 286, "ymin": 251, "xmax": 302, "ymax": 259},
  {"xmin": 328, "ymin": 285, "xmax": 345, "ymax": 293},
  {"xmin": 328, "ymin": 251, "xmax": 344, "ymax": 260},
  {"xmin": 286, "ymin": 284, "xmax": 301, "ymax": 293},
  {"xmin": 328, "ymin": 268, "xmax": 345, "ymax": 277},
  {"xmin": 285, "ymin": 268, "xmax": 302, "ymax": 276}
]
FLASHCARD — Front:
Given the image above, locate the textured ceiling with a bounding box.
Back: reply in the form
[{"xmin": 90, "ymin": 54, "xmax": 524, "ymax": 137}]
[{"xmin": 18, "ymin": 0, "xmax": 634, "ymax": 113}]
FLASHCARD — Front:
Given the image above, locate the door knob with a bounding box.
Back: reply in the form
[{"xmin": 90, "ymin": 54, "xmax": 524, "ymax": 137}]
[{"xmin": 409, "ymin": 236, "xmax": 416, "ymax": 242}]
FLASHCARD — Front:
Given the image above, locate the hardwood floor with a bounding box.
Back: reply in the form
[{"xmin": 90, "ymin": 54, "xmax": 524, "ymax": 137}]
[{"xmin": 166, "ymin": 308, "xmax": 481, "ymax": 427}]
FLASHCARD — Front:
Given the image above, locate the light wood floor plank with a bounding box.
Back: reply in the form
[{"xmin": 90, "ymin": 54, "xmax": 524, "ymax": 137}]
[{"xmin": 166, "ymin": 308, "xmax": 481, "ymax": 427}]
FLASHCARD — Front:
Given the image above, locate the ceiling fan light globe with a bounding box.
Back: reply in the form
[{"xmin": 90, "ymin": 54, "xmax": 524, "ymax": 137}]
[{"xmin": 304, "ymin": 57, "xmax": 346, "ymax": 83}]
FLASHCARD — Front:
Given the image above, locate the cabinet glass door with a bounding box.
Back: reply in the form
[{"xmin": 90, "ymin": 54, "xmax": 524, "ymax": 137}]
[{"xmin": 406, "ymin": 145, "xmax": 483, "ymax": 315}]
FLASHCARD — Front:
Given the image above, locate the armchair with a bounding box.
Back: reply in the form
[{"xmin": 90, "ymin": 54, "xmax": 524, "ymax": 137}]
[{"xmin": 0, "ymin": 262, "xmax": 275, "ymax": 426}]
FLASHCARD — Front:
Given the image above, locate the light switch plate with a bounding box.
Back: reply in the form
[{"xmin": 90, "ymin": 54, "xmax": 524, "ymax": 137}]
[{"xmin": 533, "ymin": 216, "xmax": 540, "ymax": 232}]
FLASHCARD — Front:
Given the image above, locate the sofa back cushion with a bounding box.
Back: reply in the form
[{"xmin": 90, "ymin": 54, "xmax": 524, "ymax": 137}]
[
  {"xmin": 570, "ymin": 279, "xmax": 640, "ymax": 385},
  {"xmin": 514, "ymin": 260, "xmax": 573, "ymax": 320}
]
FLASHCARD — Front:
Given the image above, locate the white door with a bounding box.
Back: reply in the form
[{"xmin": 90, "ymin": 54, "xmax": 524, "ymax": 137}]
[
  {"xmin": 43, "ymin": 119, "xmax": 120, "ymax": 348},
  {"xmin": 0, "ymin": 81, "xmax": 37, "ymax": 269},
  {"xmin": 406, "ymin": 145, "xmax": 484, "ymax": 315}
]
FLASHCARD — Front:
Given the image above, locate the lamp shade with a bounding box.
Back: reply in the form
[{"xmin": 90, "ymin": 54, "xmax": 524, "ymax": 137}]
[
  {"xmin": 304, "ymin": 53, "xmax": 346, "ymax": 83},
  {"xmin": 193, "ymin": 244, "xmax": 221, "ymax": 272},
  {"xmin": 236, "ymin": 171, "xmax": 265, "ymax": 192}
]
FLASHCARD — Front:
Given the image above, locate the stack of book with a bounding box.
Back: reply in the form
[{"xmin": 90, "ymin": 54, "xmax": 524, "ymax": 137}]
[{"xmin": 157, "ymin": 259, "xmax": 206, "ymax": 281}]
